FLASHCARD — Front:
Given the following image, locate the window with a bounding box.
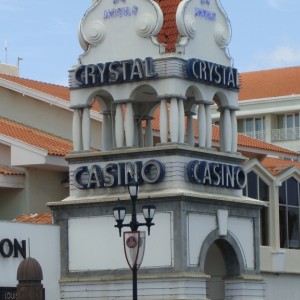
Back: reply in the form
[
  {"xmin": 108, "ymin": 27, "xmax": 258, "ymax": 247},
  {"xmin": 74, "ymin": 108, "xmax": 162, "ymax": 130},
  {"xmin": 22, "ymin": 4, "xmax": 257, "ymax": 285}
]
[
  {"xmin": 244, "ymin": 171, "xmax": 269, "ymax": 246},
  {"xmin": 279, "ymin": 177, "xmax": 300, "ymax": 249},
  {"xmin": 274, "ymin": 113, "xmax": 300, "ymax": 141},
  {"xmin": 277, "ymin": 113, "xmax": 299, "ymax": 130},
  {"xmin": 237, "ymin": 117, "xmax": 265, "ymax": 140}
]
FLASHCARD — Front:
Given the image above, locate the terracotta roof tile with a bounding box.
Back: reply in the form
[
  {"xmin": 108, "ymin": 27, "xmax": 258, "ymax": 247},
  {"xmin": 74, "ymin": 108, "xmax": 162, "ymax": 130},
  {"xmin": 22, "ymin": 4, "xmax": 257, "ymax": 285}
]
[
  {"xmin": 239, "ymin": 66, "xmax": 300, "ymax": 101},
  {"xmin": 155, "ymin": 0, "xmax": 180, "ymax": 53},
  {"xmin": 235, "ymin": 132, "xmax": 298, "ymax": 156},
  {"xmin": 0, "ymin": 117, "xmax": 73, "ymax": 156},
  {"xmin": 0, "ymin": 166, "xmax": 24, "ymax": 176},
  {"xmin": 0, "ymin": 73, "xmax": 70, "ymax": 101},
  {"xmin": 14, "ymin": 213, "xmax": 52, "ymax": 225},
  {"xmin": 261, "ymin": 157, "xmax": 300, "ymax": 175}
]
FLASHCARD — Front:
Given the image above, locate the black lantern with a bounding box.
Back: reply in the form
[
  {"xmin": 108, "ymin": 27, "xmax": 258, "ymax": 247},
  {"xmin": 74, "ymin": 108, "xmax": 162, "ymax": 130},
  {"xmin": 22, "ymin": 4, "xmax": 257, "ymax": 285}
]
[
  {"xmin": 142, "ymin": 205, "xmax": 156, "ymax": 235},
  {"xmin": 113, "ymin": 203, "xmax": 126, "ymax": 237}
]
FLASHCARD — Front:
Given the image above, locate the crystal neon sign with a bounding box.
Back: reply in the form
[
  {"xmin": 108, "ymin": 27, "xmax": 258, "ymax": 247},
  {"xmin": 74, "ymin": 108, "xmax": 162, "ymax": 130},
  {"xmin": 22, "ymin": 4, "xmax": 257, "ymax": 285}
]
[
  {"xmin": 74, "ymin": 57, "xmax": 157, "ymax": 87},
  {"xmin": 186, "ymin": 58, "xmax": 239, "ymax": 91}
]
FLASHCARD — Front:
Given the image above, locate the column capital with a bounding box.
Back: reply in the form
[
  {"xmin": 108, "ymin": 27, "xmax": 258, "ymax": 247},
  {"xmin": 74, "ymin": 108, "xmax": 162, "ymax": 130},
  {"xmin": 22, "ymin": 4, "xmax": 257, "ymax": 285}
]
[
  {"xmin": 101, "ymin": 110, "xmax": 114, "ymax": 116},
  {"xmin": 70, "ymin": 104, "xmax": 92, "ymax": 109},
  {"xmin": 114, "ymin": 99, "xmax": 134, "ymax": 104},
  {"xmin": 194, "ymin": 99, "xmax": 213, "ymax": 105},
  {"xmin": 217, "ymin": 105, "xmax": 240, "ymax": 112},
  {"xmin": 158, "ymin": 94, "xmax": 187, "ymax": 101},
  {"xmin": 185, "ymin": 111, "xmax": 196, "ymax": 117}
]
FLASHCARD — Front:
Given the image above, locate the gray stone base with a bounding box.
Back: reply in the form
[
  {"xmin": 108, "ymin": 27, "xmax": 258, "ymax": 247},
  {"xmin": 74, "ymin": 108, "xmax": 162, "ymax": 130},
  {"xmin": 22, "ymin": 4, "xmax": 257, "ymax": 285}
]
[{"xmin": 60, "ymin": 273, "xmax": 209, "ymax": 300}]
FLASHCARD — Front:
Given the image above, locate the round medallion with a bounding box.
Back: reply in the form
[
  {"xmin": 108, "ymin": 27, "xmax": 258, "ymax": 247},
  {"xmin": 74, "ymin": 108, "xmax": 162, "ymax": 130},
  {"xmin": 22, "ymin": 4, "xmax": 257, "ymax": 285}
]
[{"xmin": 126, "ymin": 236, "xmax": 138, "ymax": 248}]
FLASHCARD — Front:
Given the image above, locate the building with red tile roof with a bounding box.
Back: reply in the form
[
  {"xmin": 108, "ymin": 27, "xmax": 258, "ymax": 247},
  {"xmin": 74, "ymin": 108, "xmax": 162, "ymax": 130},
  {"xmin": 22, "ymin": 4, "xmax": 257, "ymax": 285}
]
[
  {"xmin": 213, "ymin": 66, "xmax": 300, "ymax": 153},
  {"xmin": 14, "ymin": 213, "xmax": 52, "ymax": 224},
  {"xmin": 1, "ymin": 1, "xmax": 300, "ymax": 298}
]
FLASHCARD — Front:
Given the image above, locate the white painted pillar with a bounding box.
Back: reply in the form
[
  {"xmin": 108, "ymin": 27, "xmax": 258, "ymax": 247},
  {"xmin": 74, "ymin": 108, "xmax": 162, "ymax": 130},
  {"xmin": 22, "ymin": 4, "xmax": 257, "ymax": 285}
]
[
  {"xmin": 231, "ymin": 110, "xmax": 237, "ymax": 152},
  {"xmin": 160, "ymin": 99, "xmax": 168, "ymax": 143},
  {"xmin": 205, "ymin": 104, "xmax": 212, "ymax": 148},
  {"xmin": 186, "ymin": 112, "xmax": 195, "ymax": 146},
  {"xmin": 125, "ymin": 102, "xmax": 134, "ymax": 147},
  {"xmin": 145, "ymin": 117, "xmax": 153, "ymax": 147},
  {"xmin": 82, "ymin": 107, "xmax": 91, "ymax": 151},
  {"xmin": 72, "ymin": 108, "xmax": 82, "ymax": 151},
  {"xmin": 111, "ymin": 109, "xmax": 117, "ymax": 149},
  {"xmin": 220, "ymin": 108, "xmax": 232, "ymax": 152},
  {"xmin": 137, "ymin": 117, "xmax": 144, "ymax": 148},
  {"xmin": 178, "ymin": 99, "xmax": 185, "ymax": 143},
  {"xmin": 273, "ymin": 182, "xmax": 281, "ymax": 249},
  {"xmin": 170, "ymin": 98, "xmax": 179, "ymax": 143},
  {"xmin": 115, "ymin": 104, "xmax": 124, "ymax": 148},
  {"xmin": 102, "ymin": 112, "xmax": 112, "ymax": 151},
  {"xmin": 197, "ymin": 103, "xmax": 206, "ymax": 147}
]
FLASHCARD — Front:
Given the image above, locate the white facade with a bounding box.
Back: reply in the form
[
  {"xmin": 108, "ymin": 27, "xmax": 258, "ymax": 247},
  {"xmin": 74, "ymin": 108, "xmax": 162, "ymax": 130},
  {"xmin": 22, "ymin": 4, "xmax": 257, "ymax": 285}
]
[
  {"xmin": 47, "ymin": 1, "xmax": 285, "ymax": 299},
  {"xmin": 0, "ymin": 221, "xmax": 60, "ymax": 300}
]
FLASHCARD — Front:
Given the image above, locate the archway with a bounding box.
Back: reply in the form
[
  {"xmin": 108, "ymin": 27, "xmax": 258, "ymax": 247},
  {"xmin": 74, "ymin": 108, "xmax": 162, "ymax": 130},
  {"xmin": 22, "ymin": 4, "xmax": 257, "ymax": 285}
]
[{"xmin": 204, "ymin": 239, "xmax": 240, "ymax": 300}]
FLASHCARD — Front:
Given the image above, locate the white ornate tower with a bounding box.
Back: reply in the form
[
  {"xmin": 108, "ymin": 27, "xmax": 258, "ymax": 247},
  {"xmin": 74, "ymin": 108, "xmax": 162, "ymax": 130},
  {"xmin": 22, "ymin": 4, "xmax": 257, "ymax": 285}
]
[{"xmin": 49, "ymin": 1, "xmax": 265, "ymax": 299}]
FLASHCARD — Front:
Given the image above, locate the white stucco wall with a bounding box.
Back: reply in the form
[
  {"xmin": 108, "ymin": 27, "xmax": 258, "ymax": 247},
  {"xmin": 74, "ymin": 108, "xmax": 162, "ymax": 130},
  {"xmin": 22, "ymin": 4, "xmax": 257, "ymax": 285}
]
[
  {"xmin": 263, "ymin": 273, "xmax": 300, "ymax": 300},
  {"xmin": 68, "ymin": 212, "xmax": 173, "ymax": 271},
  {"xmin": 0, "ymin": 221, "xmax": 60, "ymax": 300}
]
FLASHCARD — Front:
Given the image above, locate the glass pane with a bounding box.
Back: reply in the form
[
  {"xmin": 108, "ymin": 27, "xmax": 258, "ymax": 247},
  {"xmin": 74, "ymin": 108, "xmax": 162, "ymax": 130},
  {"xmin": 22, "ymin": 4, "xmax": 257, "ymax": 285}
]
[
  {"xmin": 237, "ymin": 119, "xmax": 244, "ymax": 132},
  {"xmin": 295, "ymin": 113, "xmax": 299, "ymax": 128},
  {"xmin": 286, "ymin": 115, "xmax": 293, "ymax": 129},
  {"xmin": 287, "ymin": 177, "xmax": 299, "ymax": 206},
  {"xmin": 245, "ymin": 118, "xmax": 254, "ymax": 132},
  {"xmin": 288, "ymin": 208, "xmax": 300, "ymax": 249},
  {"xmin": 259, "ymin": 178, "xmax": 269, "ymax": 201},
  {"xmin": 247, "ymin": 172, "xmax": 258, "ymax": 199},
  {"xmin": 278, "ymin": 115, "xmax": 284, "ymax": 129},
  {"xmin": 279, "ymin": 182, "xmax": 286, "ymax": 204},
  {"xmin": 279, "ymin": 206, "xmax": 287, "ymax": 248},
  {"xmin": 260, "ymin": 207, "xmax": 269, "ymax": 246},
  {"xmin": 255, "ymin": 118, "xmax": 262, "ymax": 131}
]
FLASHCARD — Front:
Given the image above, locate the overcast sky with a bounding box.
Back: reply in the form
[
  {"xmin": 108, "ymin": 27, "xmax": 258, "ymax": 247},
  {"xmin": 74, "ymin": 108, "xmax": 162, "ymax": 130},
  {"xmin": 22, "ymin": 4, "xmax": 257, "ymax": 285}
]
[{"xmin": 0, "ymin": 0, "xmax": 299, "ymax": 85}]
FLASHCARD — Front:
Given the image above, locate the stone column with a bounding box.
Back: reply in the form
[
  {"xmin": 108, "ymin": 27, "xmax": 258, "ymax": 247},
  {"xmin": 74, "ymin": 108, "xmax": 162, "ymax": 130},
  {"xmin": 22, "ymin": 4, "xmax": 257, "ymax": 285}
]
[
  {"xmin": 219, "ymin": 107, "xmax": 232, "ymax": 152},
  {"xmin": 170, "ymin": 98, "xmax": 179, "ymax": 143},
  {"xmin": 145, "ymin": 116, "xmax": 153, "ymax": 147},
  {"xmin": 71, "ymin": 104, "xmax": 91, "ymax": 151},
  {"xmin": 136, "ymin": 116, "xmax": 144, "ymax": 148},
  {"xmin": 205, "ymin": 103, "xmax": 212, "ymax": 148},
  {"xmin": 231, "ymin": 109, "xmax": 238, "ymax": 152},
  {"xmin": 82, "ymin": 107, "xmax": 91, "ymax": 151},
  {"xmin": 125, "ymin": 102, "xmax": 134, "ymax": 147},
  {"xmin": 102, "ymin": 111, "xmax": 113, "ymax": 151},
  {"xmin": 115, "ymin": 103, "xmax": 124, "ymax": 147},
  {"xmin": 160, "ymin": 99, "xmax": 168, "ymax": 143},
  {"xmin": 178, "ymin": 99, "xmax": 185, "ymax": 143},
  {"xmin": 72, "ymin": 108, "xmax": 82, "ymax": 151},
  {"xmin": 186, "ymin": 111, "xmax": 195, "ymax": 146},
  {"xmin": 197, "ymin": 103, "xmax": 206, "ymax": 147}
]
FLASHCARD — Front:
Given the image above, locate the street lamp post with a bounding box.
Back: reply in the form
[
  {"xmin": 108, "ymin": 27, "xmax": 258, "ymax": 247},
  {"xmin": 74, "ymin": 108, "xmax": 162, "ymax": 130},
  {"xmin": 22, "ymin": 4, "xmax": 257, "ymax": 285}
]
[{"xmin": 113, "ymin": 179, "xmax": 155, "ymax": 300}]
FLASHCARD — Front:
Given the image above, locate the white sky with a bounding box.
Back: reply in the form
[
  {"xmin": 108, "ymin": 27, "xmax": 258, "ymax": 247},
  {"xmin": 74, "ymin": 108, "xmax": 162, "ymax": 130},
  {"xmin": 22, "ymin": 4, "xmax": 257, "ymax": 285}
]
[{"xmin": 0, "ymin": 0, "xmax": 299, "ymax": 85}]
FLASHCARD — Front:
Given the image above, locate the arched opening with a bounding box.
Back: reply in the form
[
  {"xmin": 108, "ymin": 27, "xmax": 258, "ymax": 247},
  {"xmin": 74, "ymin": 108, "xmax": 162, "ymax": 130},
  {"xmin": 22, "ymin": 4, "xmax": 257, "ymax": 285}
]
[{"xmin": 204, "ymin": 239, "xmax": 240, "ymax": 300}]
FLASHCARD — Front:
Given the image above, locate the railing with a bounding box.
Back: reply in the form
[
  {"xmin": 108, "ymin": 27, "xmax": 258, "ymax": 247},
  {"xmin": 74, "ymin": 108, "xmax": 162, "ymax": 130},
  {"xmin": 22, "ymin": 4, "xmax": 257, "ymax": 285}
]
[
  {"xmin": 272, "ymin": 127, "xmax": 300, "ymax": 141},
  {"xmin": 243, "ymin": 130, "xmax": 266, "ymax": 141}
]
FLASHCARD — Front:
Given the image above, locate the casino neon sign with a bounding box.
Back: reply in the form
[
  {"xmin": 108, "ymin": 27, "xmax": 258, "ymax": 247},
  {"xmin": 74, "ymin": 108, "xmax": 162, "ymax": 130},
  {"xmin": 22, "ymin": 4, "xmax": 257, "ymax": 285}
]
[{"xmin": 73, "ymin": 159, "xmax": 246, "ymax": 190}]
